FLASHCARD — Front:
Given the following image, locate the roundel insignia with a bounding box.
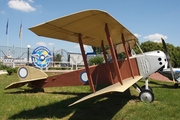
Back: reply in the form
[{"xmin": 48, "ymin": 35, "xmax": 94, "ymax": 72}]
[
  {"xmin": 18, "ymin": 67, "xmax": 28, "ymax": 78},
  {"xmin": 80, "ymin": 71, "xmax": 88, "ymax": 83},
  {"xmin": 31, "ymin": 46, "xmax": 52, "ymax": 68}
]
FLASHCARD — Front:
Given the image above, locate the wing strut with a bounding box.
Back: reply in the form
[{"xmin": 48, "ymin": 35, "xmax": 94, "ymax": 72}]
[
  {"xmin": 122, "ymin": 34, "xmax": 135, "ymax": 78},
  {"xmin": 105, "ymin": 24, "xmax": 123, "ymax": 85},
  {"xmin": 78, "ymin": 34, "xmax": 95, "ymax": 93},
  {"xmin": 101, "ymin": 40, "xmax": 114, "ymax": 84}
]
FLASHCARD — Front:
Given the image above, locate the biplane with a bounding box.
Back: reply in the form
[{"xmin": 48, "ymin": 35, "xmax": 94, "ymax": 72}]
[{"xmin": 4, "ymin": 10, "xmax": 170, "ymax": 106}]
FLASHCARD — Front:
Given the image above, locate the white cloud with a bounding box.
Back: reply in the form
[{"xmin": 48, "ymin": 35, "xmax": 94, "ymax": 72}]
[
  {"xmin": 134, "ymin": 33, "xmax": 141, "ymax": 38},
  {"xmin": 48, "ymin": 43, "xmax": 54, "ymax": 46},
  {"xmin": 8, "ymin": 0, "xmax": 35, "ymax": 12},
  {"xmin": 75, "ymin": 44, "xmax": 88, "ymax": 48},
  {"xmin": 28, "ymin": 0, "xmax": 34, "ymax": 2},
  {"xmin": 144, "ymin": 33, "xmax": 167, "ymax": 42},
  {"xmin": 36, "ymin": 42, "xmax": 46, "ymax": 46}
]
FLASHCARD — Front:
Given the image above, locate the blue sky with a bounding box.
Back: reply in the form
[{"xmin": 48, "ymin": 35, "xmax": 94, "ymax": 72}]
[{"xmin": 0, "ymin": 0, "xmax": 180, "ymax": 53}]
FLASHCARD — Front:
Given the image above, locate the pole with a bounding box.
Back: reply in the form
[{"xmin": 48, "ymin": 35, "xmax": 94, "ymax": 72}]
[
  {"xmin": 53, "ymin": 47, "xmax": 55, "ymax": 67},
  {"xmin": 6, "ymin": 19, "xmax": 9, "ymax": 56},
  {"xmin": 27, "ymin": 47, "xmax": 29, "ymax": 66}
]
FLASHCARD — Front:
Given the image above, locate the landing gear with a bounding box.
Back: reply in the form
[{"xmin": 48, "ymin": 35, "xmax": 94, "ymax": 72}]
[
  {"xmin": 133, "ymin": 77, "xmax": 154, "ymax": 103},
  {"xmin": 141, "ymin": 85, "xmax": 153, "ymax": 92},
  {"xmin": 139, "ymin": 90, "xmax": 154, "ymax": 102}
]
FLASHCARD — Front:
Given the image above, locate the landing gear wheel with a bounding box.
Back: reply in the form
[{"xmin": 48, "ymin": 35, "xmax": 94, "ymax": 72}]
[
  {"xmin": 139, "ymin": 90, "xmax": 154, "ymax": 103},
  {"xmin": 141, "ymin": 85, "xmax": 153, "ymax": 92},
  {"xmin": 174, "ymin": 83, "xmax": 178, "ymax": 88}
]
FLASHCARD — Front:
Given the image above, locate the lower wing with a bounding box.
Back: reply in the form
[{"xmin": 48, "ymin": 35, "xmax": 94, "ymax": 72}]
[
  {"xmin": 4, "ymin": 78, "xmax": 46, "ymax": 90},
  {"xmin": 69, "ymin": 76, "xmax": 142, "ymax": 106}
]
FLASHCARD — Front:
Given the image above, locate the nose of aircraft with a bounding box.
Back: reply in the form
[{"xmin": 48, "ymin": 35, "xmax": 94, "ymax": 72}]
[
  {"xmin": 146, "ymin": 50, "xmax": 167, "ymax": 74},
  {"xmin": 136, "ymin": 50, "xmax": 167, "ymax": 78}
]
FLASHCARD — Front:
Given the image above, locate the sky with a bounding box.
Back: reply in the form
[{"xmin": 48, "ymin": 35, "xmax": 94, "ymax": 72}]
[{"xmin": 0, "ymin": 0, "xmax": 180, "ymax": 53}]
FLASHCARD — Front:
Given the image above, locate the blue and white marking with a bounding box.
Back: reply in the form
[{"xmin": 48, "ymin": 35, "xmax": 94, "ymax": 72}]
[
  {"xmin": 80, "ymin": 71, "xmax": 88, "ymax": 82},
  {"xmin": 31, "ymin": 46, "xmax": 52, "ymax": 69},
  {"xmin": 18, "ymin": 67, "xmax": 28, "ymax": 78}
]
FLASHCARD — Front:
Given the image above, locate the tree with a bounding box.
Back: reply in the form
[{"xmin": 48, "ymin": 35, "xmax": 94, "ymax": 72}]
[
  {"xmin": 54, "ymin": 53, "xmax": 62, "ymax": 61},
  {"xmin": 140, "ymin": 41, "xmax": 163, "ymax": 52},
  {"xmin": 174, "ymin": 46, "xmax": 180, "ymax": 67},
  {"xmin": 132, "ymin": 41, "xmax": 142, "ymax": 54},
  {"xmin": 92, "ymin": 46, "xmax": 102, "ymax": 54},
  {"xmin": 89, "ymin": 56, "xmax": 104, "ymax": 65},
  {"xmin": 91, "ymin": 45, "xmax": 109, "ymax": 54}
]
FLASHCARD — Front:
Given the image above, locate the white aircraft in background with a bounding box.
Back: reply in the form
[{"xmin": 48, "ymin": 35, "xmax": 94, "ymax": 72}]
[{"xmin": 158, "ymin": 38, "xmax": 180, "ymax": 88}]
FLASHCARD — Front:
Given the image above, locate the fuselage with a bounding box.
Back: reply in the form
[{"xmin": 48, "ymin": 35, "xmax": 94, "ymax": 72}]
[{"xmin": 134, "ymin": 50, "xmax": 167, "ymax": 78}]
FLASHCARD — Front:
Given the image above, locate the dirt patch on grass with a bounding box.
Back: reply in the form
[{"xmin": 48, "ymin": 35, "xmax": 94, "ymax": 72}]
[{"xmin": 149, "ymin": 72, "xmax": 172, "ymax": 82}]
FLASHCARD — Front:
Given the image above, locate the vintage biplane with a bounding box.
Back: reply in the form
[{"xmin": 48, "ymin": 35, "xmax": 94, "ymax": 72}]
[{"xmin": 5, "ymin": 10, "xmax": 170, "ymax": 106}]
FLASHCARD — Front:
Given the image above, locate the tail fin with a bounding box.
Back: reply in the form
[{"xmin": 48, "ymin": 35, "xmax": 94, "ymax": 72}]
[{"xmin": 17, "ymin": 66, "xmax": 48, "ymax": 81}]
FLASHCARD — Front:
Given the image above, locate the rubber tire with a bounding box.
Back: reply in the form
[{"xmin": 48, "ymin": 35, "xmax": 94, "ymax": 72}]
[
  {"xmin": 139, "ymin": 89, "xmax": 154, "ymax": 103},
  {"xmin": 141, "ymin": 85, "xmax": 153, "ymax": 92}
]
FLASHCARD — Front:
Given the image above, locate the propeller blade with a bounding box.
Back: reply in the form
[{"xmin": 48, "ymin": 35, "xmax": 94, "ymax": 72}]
[{"xmin": 161, "ymin": 38, "xmax": 175, "ymax": 82}]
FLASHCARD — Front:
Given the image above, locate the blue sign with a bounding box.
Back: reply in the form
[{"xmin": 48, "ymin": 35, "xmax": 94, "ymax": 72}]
[{"xmin": 31, "ymin": 46, "xmax": 52, "ymax": 68}]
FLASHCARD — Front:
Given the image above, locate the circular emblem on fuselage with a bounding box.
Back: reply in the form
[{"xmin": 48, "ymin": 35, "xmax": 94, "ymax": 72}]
[
  {"xmin": 31, "ymin": 46, "xmax": 52, "ymax": 68},
  {"xmin": 80, "ymin": 71, "xmax": 88, "ymax": 82},
  {"xmin": 18, "ymin": 67, "xmax": 28, "ymax": 78}
]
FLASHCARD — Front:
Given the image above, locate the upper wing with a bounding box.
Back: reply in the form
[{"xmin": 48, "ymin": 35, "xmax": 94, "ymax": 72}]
[
  {"xmin": 29, "ymin": 10, "xmax": 138, "ymax": 53},
  {"xmin": 69, "ymin": 76, "xmax": 142, "ymax": 106}
]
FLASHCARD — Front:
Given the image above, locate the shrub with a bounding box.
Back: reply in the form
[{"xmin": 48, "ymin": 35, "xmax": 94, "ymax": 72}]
[
  {"xmin": 6, "ymin": 67, "xmax": 18, "ymax": 75},
  {"xmin": 7, "ymin": 68, "xmax": 14, "ymax": 75},
  {"xmin": 0, "ymin": 62, "xmax": 9, "ymax": 70},
  {"xmin": 13, "ymin": 67, "xmax": 18, "ymax": 73},
  {"xmin": 89, "ymin": 56, "xmax": 104, "ymax": 66}
]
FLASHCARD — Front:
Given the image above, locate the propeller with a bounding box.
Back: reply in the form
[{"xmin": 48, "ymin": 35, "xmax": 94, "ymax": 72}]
[{"xmin": 161, "ymin": 38, "xmax": 176, "ymax": 83}]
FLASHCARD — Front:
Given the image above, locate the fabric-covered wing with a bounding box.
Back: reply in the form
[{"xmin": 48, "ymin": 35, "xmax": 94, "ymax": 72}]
[
  {"xmin": 29, "ymin": 10, "xmax": 138, "ymax": 53},
  {"xmin": 69, "ymin": 76, "xmax": 142, "ymax": 106},
  {"xmin": 4, "ymin": 78, "xmax": 46, "ymax": 90}
]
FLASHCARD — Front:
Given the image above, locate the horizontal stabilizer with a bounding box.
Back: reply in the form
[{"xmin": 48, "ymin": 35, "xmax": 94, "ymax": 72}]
[
  {"xmin": 4, "ymin": 78, "xmax": 46, "ymax": 90},
  {"xmin": 4, "ymin": 66, "xmax": 48, "ymax": 90},
  {"xmin": 17, "ymin": 66, "xmax": 48, "ymax": 81},
  {"xmin": 69, "ymin": 76, "xmax": 142, "ymax": 106}
]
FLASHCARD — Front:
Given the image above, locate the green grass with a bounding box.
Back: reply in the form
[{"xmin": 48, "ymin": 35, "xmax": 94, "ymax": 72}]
[{"xmin": 1, "ymin": 73, "xmax": 180, "ymax": 120}]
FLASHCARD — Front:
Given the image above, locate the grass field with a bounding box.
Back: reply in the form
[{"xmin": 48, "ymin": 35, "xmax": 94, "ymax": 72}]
[{"xmin": 0, "ymin": 73, "xmax": 180, "ymax": 120}]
